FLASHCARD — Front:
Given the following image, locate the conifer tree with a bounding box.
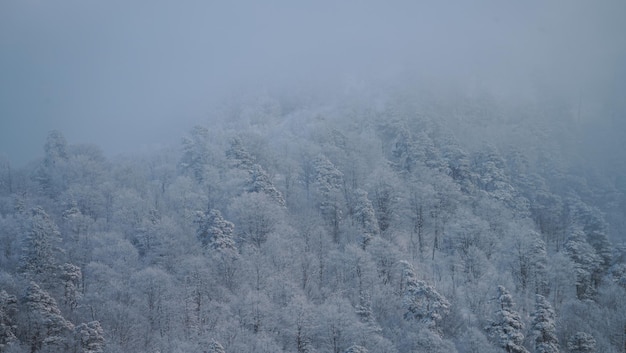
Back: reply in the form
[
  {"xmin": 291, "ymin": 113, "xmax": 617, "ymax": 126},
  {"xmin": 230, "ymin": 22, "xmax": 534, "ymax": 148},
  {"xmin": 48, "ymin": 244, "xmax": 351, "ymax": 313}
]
[
  {"xmin": 567, "ymin": 332, "xmax": 596, "ymax": 353},
  {"xmin": 206, "ymin": 339, "xmax": 226, "ymax": 353},
  {"xmin": 352, "ymin": 189, "xmax": 379, "ymax": 249},
  {"xmin": 36, "ymin": 130, "xmax": 69, "ymax": 197},
  {"xmin": 531, "ymin": 294, "xmax": 560, "ymax": 353},
  {"xmin": 195, "ymin": 209, "xmax": 236, "ymax": 253},
  {"xmin": 344, "ymin": 344, "xmax": 368, "ymax": 353},
  {"xmin": 486, "ymin": 285, "xmax": 529, "ymax": 353},
  {"xmin": 180, "ymin": 125, "xmax": 212, "ymax": 183},
  {"xmin": 401, "ymin": 261, "xmax": 450, "ymax": 334},
  {"xmin": 248, "ymin": 164, "xmax": 286, "ymax": 207},
  {"xmin": 0, "ymin": 290, "xmax": 18, "ymax": 350},
  {"xmin": 314, "ymin": 154, "xmax": 344, "ymax": 243},
  {"xmin": 22, "ymin": 282, "xmax": 74, "ymax": 353},
  {"xmin": 21, "ymin": 207, "xmax": 63, "ymax": 284},
  {"xmin": 61, "ymin": 263, "xmax": 82, "ymax": 312},
  {"xmin": 565, "ymin": 229, "xmax": 602, "ymax": 300},
  {"xmin": 226, "ymin": 137, "xmax": 255, "ymax": 170},
  {"xmin": 73, "ymin": 321, "xmax": 105, "ymax": 353}
]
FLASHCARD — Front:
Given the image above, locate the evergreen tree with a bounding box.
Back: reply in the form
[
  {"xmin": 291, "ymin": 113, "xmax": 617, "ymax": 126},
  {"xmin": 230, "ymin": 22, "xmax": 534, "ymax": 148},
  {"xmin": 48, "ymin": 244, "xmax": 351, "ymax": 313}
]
[
  {"xmin": 472, "ymin": 145, "xmax": 517, "ymax": 207},
  {"xmin": 352, "ymin": 189, "xmax": 379, "ymax": 249},
  {"xmin": 370, "ymin": 177, "xmax": 397, "ymax": 234},
  {"xmin": 486, "ymin": 285, "xmax": 529, "ymax": 353},
  {"xmin": 512, "ymin": 230, "xmax": 549, "ymax": 295},
  {"xmin": 20, "ymin": 207, "xmax": 63, "ymax": 284},
  {"xmin": 226, "ymin": 137, "xmax": 255, "ymax": 170},
  {"xmin": 248, "ymin": 164, "xmax": 286, "ymax": 207},
  {"xmin": 21, "ymin": 282, "xmax": 74, "ymax": 353},
  {"xmin": 195, "ymin": 209, "xmax": 237, "ymax": 253},
  {"xmin": 401, "ymin": 261, "xmax": 450, "ymax": 334},
  {"xmin": 0, "ymin": 290, "xmax": 18, "ymax": 350},
  {"xmin": 73, "ymin": 321, "xmax": 105, "ymax": 353},
  {"xmin": 206, "ymin": 339, "xmax": 226, "ymax": 353},
  {"xmin": 567, "ymin": 332, "xmax": 596, "ymax": 353},
  {"xmin": 36, "ymin": 130, "xmax": 69, "ymax": 197},
  {"xmin": 61, "ymin": 263, "xmax": 82, "ymax": 312},
  {"xmin": 313, "ymin": 154, "xmax": 344, "ymax": 243},
  {"xmin": 531, "ymin": 294, "xmax": 560, "ymax": 353},
  {"xmin": 180, "ymin": 125, "xmax": 212, "ymax": 183},
  {"xmin": 355, "ymin": 293, "xmax": 381, "ymax": 334},
  {"xmin": 565, "ymin": 229, "xmax": 602, "ymax": 300},
  {"xmin": 344, "ymin": 344, "xmax": 368, "ymax": 353}
]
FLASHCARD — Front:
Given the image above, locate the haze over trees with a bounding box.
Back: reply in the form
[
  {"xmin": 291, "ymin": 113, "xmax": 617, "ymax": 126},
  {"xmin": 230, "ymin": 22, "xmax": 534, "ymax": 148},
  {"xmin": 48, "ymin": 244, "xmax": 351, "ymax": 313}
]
[
  {"xmin": 1, "ymin": 1, "xmax": 625, "ymax": 353},
  {"xmin": 0, "ymin": 84, "xmax": 624, "ymax": 353}
]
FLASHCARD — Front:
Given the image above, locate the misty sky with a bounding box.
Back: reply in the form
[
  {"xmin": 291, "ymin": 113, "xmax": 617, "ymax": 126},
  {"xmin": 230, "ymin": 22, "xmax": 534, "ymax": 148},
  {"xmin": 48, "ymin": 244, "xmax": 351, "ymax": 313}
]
[{"xmin": 1, "ymin": 0, "xmax": 625, "ymax": 166}]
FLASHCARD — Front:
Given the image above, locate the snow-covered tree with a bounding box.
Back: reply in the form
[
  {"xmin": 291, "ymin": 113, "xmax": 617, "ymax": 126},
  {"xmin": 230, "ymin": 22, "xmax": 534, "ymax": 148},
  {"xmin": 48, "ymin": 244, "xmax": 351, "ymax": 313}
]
[
  {"xmin": 20, "ymin": 207, "xmax": 63, "ymax": 284},
  {"xmin": 36, "ymin": 130, "xmax": 69, "ymax": 197},
  {"xmin": 248, "ymin": 164, "xmax": 286, "ymax": 207},
  {"xmin": 44, "ymin": 130, "xmax": 69, "ymax": 167},
  {"xmin": 511, "ymin": 230, "xmax": 548, "ymax": 295},
  {"xmin": 351, "ymin": 189, "xmax": 379, "ymax": 249},
  {"xmin": 0, "ymin": 290, "xmax": 17, "ymax": 350},
  {"xmin": 195, "ymin": 209, "xmax": 237, "ymax": 253},
  {"xmin": 226, "ymin": 137, "xmax": 255, "ymax": 170},
  {"xmin": 401, "ymin": 261, "xmax": 450, "ymax": 333},
  {"xmin": 230, "ymin": 192, "xmax": 281, "ymax": 248},
  {"xmin": 205, "ymin": 339, "xmax": 226, "ymax": 353},
  {"xmin": 355, "ymin": 293, "xmax": 381, "ymax": 334},
  {"xmin": 566, "ymin": 198, "xmax": 612, "ymax": 272},
  {"xmin": 344, "ymin": 344, "xmax": 368, "ymax": 353},
  {"xmin": 486, "ymin": 285, "xmax": 529, "ymax": 353},
  {"xmin": 531, "ymin": 294, "xmax": 560, "ymax": 353},
  {"xmin": 567, "ymin": 332, "xmax": 596, "ymax": 353},
  {"xmin": 285, "ymin": 296, "xmax": 315, "ymax": 353},
  {"xmin": 61, "ymin": 263, "xmax": 82, "ymax": 312},
  {"xmin": 314, "ymin": 154, "xmax": 344, "ymax": 243},
  {"xmin": 442, "ymin": 141, "xmax": 474, "ymax": 193},
  {"xmin": 73, "ymin": 321, "xmax": 105, "ymax": 353},
  {"xmin": 21, "ymin": 282, "xmax": 74, "ymax": 353},
  {"xmin": 180, "ymin": 125, "xmax": 213, "ymax": 183},
  {"xmin": 369, "ymin": 175, "xmax": 397, "ymax": 235},
  {"xmin": 565, "ymin": 229, "xmax": 602, "ymax": 300}
]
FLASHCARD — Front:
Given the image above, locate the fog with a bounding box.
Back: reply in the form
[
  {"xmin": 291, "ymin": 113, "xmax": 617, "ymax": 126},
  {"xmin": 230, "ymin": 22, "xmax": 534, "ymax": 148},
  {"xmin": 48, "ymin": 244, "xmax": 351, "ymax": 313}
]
[{"xmin": 1, "ymin": 0, "xmax": 625, "ymax": 165}]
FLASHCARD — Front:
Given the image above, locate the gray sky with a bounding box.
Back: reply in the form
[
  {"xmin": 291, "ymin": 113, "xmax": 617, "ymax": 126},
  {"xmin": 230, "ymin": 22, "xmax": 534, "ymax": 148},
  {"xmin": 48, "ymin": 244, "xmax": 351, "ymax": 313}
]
[{"xmin": 1, "ymin": 0, "xmax": 625, "ymax": 166}]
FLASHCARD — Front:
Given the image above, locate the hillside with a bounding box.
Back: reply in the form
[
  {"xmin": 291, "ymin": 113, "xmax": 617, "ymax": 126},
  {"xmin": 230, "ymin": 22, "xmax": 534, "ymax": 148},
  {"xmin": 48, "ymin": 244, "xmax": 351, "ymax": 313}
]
[{"xmin": 1, "ymin": 88, "xmax": 625, "ymax": 353}]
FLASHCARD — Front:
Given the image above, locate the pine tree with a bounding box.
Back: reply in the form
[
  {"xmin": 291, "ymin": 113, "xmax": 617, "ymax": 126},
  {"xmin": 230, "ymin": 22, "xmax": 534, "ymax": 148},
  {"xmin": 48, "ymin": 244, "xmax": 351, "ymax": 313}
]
[
  {"xmin": 531, "ymin": 294, "xmax": 560, "ymax": 353},
  {"xmin": 401, "ymin": 261, "xmax": 450, "ymax": 334},
  {"xmin": 344, "ymin": 344, "xmax": 369, "ymax": 353},
  {"xmin": 22, "ymin": 282, "xmax": 74, "ymax": 352},
  {"xmin": 370, "ymin": 178, "xmax": 396, "ymax": 234},
  {"xmin": 195, "ymin": 209, "xmax": 237, "ymax": 253},
  {"xmin": 565, "ymin": 229, "xmax": 602, "ymax": 300},
  {"xmin": 226, "ymin": 137, "xmax": 255, "ymax": 170},
  {"xmin": 352, "ymin": 189, "xmax": 379, "ymax": 249},
  {"xmin": 206, "ymin": 339, "xmax": 226, "ymax": 353},
  {"xmin": 180, "ymin": 125, "xmax": 212, "ymax": 183},
  {"xmin": 248, "ymin": 164, "xmax": 286, "ymax": 207},
  {"xmin": 61, "ymin": 263, "xmax": 82, "ymax": 312},
  {"xmin": 355, "ymin": 293, "xmax": 381, "ymax": 334},
  {"xmin": 20, "ymin": 207, "xmax": 63, "ymax": 284},
  {"xmin": 0, "ymin": 290, "xmax": 18, "ymax": 350},
  {"xmin": 73, "ymin": 321, "xmax": 105, "ymax": 353},
  {"xmin": 486, "ymin": 285, "xmax": 529, "ymax": 353},
  {"xmin": 314, "ymin": 154, "xmax": 344, "ymax": 243},
  {"xmin": 36, "ymin": 130, "xmax": 69, "ymax": 197},
  {"xmin": 567, "ymin": 332, "xmax": 596, "ymax": 353}
]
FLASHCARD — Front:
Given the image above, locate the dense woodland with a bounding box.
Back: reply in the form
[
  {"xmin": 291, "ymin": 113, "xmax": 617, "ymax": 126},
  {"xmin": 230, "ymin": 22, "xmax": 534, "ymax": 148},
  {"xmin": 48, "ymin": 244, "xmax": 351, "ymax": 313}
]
[{"xmin": 0, "ymin": 86, "xmax": 625, "ymax": 353}]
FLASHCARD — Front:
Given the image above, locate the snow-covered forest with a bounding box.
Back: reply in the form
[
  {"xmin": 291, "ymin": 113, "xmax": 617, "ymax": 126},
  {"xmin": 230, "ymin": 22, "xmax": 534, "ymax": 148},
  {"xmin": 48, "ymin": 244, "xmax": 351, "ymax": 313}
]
[
  {"xmin": 2, "ymin": 1, "xmax": 626, "ymax": 352},
  {"xmin": 1, "ymin": 85, "xmax": 625, "ymax": 353}
]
